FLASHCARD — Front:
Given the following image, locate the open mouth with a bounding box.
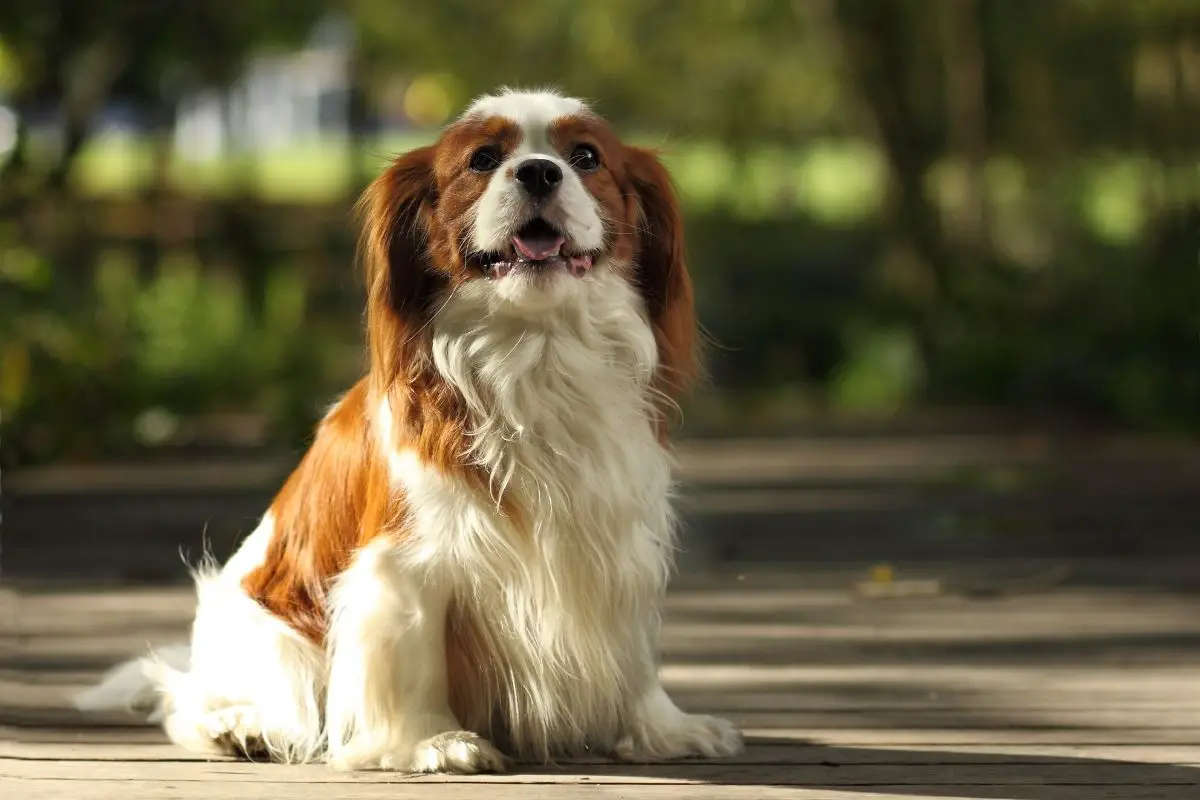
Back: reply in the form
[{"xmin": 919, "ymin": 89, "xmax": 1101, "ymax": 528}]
[{"xmin": 474, "ymin": 218, "xmax": 595, "ymax": 278}]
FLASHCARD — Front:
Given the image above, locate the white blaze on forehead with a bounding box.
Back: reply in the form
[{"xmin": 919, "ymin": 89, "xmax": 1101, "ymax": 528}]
[{"xmin": 464, "ymin": 89, "xmax": 590, "ymax": 139}]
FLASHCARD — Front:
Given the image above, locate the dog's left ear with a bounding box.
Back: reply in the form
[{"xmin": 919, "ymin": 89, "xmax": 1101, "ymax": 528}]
[
  {"xmin": 624, "ymin": 144, "xmax": 700, "ymax": 400},
  {"xmin": 625, "ymin": 146, "xmax": 699, "ymax": 400}
]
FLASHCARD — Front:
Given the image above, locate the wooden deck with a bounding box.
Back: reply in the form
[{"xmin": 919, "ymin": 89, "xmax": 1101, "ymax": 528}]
[{"xmin": 3, "ymin": 563, "xmax": 1200, "ymax": 799}]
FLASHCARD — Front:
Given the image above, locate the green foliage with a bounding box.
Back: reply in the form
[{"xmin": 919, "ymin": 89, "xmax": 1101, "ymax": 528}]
[
  {"xmin": 0, "ymin": 0, "xmax": 326, "ymax": 99},
  {"xmin": 350, "ymin": 0, "xmax": 846, "ymax": 146},
  {"xmin": 830, "ymin": 326, "xmax": 924, "ymax": 415},
  {"xmin": 0, "ymin": 242, "xmax": 331, "ymax": 467},
  {"xmin": 3, "ymin": 0, "xmax": 1200, "ymax": 467}
]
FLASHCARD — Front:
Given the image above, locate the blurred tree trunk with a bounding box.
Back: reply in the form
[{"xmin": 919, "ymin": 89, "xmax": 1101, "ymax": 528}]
[
  {"xmin": 829, "ymin": 0, "xmax": 951, "ymax": 294},
  {"xmin": 135, "ymin": 106, "xmax": 176, "ymax": 285},
  {"xmin": 345, "ymin": 49, "xmax": 372, "ymax": 197},
  {"xmin": 823, "ymin": 0, "xmax": 956, "ymax": 369},
  {"xmin": 940, "ymin": 0, "xmax": 991, "ymax": 258},
  {"xmin": 45, "ymin": 33, "xmax": 129, "ymax": 193},
  {"xmin": 222, "ymin": 97, "xmax": 270, "ymax": 322},
  {"xmin": 0, "ymin": 112, "xmax": 31, "ymax": 217},
  {"xmin": 0, "ymin": 18, "xmax": 129, "ymax": 273}
]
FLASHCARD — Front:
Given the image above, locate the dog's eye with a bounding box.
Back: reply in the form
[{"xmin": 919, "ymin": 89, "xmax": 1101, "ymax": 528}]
[
  {"xmin": 568, "ymin": 144, "xmax": 600, "ymax": 173},
  {"xmin": 469, "ymin": 147, "xmax": 502, "ymax": 172}
]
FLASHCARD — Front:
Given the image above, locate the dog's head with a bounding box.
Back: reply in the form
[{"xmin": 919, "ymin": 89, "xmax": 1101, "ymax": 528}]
[{"xmin": 358, "ymin": 88, "xmax": 697, "ymax": 398}]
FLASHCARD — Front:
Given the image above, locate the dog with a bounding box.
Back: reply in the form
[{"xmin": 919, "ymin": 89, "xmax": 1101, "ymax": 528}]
[{"xmin": 75, "ymin": 88, "xmax": 743, "ymax": 774}]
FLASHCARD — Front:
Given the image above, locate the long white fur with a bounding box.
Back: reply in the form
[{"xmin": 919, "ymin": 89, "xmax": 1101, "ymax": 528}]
[
  {"xmin": 73, "ymin": 515, "xmax": 329, "ymax": 763},
  {"xmin": 72, "ymin": 89, "xmax": 742, "ymax": 772}
]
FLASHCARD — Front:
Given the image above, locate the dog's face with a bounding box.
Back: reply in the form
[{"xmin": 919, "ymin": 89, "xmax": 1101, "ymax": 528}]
[
  {"xmin": 420, "ymin": 92, "xmax": 649, "ymax": 306},
  {"xmin": 359, "ymin": 89, "xmax": 696, "ymax": 394},
  {"xmin": 444, "ymin": 94, "xmax": 613, "ymax": 284}
]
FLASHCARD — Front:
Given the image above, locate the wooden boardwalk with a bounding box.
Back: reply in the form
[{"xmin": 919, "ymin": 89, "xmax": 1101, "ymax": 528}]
[{"xmin": 3, "ymin": 563, "xmax": 1200, "ymax": 799}]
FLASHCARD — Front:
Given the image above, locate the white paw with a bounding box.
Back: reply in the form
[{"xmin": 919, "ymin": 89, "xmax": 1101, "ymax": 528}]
[
  {"xmin": 615, "ymin": 712, "xmax": 743, "ymax": 762},
  {"xmin": 409, "ymin": 731, "xmax": 507, "ymax": 774},
  {"xmin": 202, "ymin": 705, "xmax": 261, "ymax": 738},
  {"xmin": 327, "ymin": 741, "xmax": 384, "ymax": 772},
  {"xmin": 196, "ymin": 705, "xmax": 267, "ymax": 757},
  {"xmin": 330, "ymin": 730, "xmax": 506, "ymax": 774}
]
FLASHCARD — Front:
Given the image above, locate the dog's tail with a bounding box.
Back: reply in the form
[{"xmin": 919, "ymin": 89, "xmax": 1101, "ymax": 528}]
[{"xmin": 72, "ymin": 643, "xmax": 190, "ymax": 723}]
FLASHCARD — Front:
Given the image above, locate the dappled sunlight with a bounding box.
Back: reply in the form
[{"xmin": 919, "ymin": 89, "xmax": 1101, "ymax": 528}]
[
  {"xmin": 3, "ymin": 4, "xmax": 1199, "ymax": 798},
  {"xmin": 8, "ymin": 572, "xmax": 1200, "ymax": 796}
]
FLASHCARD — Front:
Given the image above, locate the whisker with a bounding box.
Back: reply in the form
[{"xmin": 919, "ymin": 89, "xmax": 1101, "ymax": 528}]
[
  {"xmin": 598, "ymin": 209, "xmax": 657, "ymax": 240},
  {"xmin": 407, "ymin": 280, "xmax": 461, "ymax": 342}
]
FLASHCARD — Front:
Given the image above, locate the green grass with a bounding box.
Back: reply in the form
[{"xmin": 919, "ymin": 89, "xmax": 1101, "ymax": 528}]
[
  {"xmin": 65, "ymin": 130, "xmax": 891, "ymax": 222},
  {"xmin": 71, "ymin": 133, "xmax": 435, "ymax": 201},
  {"xmin": 34, "ymin": 130, "xmax": 1200, "ymax": 239}
]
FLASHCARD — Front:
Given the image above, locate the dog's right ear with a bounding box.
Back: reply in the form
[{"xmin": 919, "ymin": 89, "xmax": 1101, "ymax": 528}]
[{"xmin": 356, "ymin": 146, "xmax": 441, "ymax": 379}]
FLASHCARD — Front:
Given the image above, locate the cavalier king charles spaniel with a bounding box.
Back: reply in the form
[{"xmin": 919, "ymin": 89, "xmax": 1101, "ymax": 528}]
[{"xmin": 76, "ymin": 88, "xmax": 743, "ymax": 773}]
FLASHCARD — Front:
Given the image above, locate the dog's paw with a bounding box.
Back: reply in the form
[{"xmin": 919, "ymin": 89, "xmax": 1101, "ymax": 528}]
[
  {"xmin": 409, "ymin": 730, "xmax": 507, "ymax": 774},
  {"xmin": 189, "ymin": 704, "xmax": 268, "ymax": 758},
  {"xmin": 615, "ymin": 712, "xmax": 743, "ymax": 762},
  {"xmin": 330, "ymin": 729, "xmax": 506, "ymax": 774}
]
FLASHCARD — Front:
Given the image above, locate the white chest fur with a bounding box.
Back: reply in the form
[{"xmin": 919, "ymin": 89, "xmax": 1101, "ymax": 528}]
[{"xmin": 381, "ymin": 272, "xmax": 677, "ymax": 756}]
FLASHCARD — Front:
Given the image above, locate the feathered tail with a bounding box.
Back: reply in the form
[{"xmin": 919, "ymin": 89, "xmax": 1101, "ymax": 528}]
[{"xmin": 72, "ymin": 643, "xmax": 190, "ymax": 723}]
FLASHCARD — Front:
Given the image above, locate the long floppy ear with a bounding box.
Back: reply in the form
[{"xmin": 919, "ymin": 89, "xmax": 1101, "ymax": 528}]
[
  {"xmin": 625, "ymin": 146, "xmax": 699, "ymax": 400},
  {"xmin": 357, "ymin": 146, "xmax": 478, "ymax": 480},
  {"xmin": 356, "ymin": 146, "xmax": 441, "ymax": 382}
]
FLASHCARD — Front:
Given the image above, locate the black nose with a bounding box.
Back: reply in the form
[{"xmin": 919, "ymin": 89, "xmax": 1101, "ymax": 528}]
[{"xmin": 514, "ymin": 158, "xmax": 563, "ymax": 199}]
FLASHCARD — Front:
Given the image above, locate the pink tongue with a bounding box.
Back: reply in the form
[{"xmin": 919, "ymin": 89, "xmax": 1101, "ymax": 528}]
[{"xmin": 512, "ymin": 234, "xmax": 565, "ymax": 261}]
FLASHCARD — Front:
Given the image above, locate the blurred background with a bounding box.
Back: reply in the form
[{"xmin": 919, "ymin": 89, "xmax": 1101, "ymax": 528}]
[{"xmin": 2, "ymin": 0, "xmax": 1199, "ymax": 578}]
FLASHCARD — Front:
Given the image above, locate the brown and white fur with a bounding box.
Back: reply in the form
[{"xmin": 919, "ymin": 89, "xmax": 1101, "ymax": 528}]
[{"xmin": 75, "ymin": 88, "xmax": 742, "ymax": 773}]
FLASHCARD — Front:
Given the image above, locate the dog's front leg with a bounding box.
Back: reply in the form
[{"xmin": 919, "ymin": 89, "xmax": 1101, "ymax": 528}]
[
  {"xmin": 615, "ymin": 621, "xmax": 744, "ymax": 761},
  {"xmin": 324, "ymin": 540, "xmax": 505, "ymax": 773},
  {"xmin": 614, "ymin": 532, "xmax": 744, "ymax": 763}
]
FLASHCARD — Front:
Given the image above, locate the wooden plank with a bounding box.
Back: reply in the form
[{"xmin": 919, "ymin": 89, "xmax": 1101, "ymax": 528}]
[
  {"xmin": 14, "ymin": 679, "xmax": 1200, "ymax": 712},
  {"xmin": 740, "ymin": 728, "xmax": 1200, "ymax": 746},
  {"xmin": 4, "ymin": 739, "xmax": 1200, "ymax": 766},
  {"xmin": 10, "ymin": 723, "xmax": 1200, "ymax": 748},
  {"xmin": 3, "ymin": 435, "xmax": 1049, "ymax": 496},
  {"xmin": 5, "ymin": 566, "xmax": 1200, "ymax": 800},
  {"xmin": 0, "ymin": 781, "xmax": 806, "ymax": 800},
  {"xmin": 8, "ymin": 724, "xmax": 1200, "ymax": 750},
  {"xmin": 8, "ymin": 701, "xmax": 1200, "ymax": 732},
  {"xmin": 7, "ymin": 781, "xmax": 1195, "ymax": 800},
  {"xmin": 5, "ymin": 757, "xmax": 1200, "ymax": 785},
  {"xmin": 13, "ymin": 573, "xmax": 1200, "ymax": 621}
]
